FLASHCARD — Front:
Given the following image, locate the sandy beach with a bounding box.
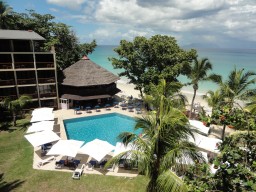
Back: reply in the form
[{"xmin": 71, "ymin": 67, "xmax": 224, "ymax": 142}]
[{"xmin": 116, "ymin": 80, "xmax": 210, "ymax": 110}]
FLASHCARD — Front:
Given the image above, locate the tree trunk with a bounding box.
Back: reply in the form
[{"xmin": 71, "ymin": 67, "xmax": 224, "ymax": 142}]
[
  {"xmin": 221, "ymin": 124, "xmax": 226, "ymax": 140},
  {"xmin": 139, "ymin": 88, "xmax": 144, "ymax": 99},
  {"xmin": 147, "ymin": 158, "xmax": 160, "ymax": 192},
  {"xmin": 189, "ymin": 88, "xmax": 197, "ymax": 119},
  {"xmin": 13, "ymin": 113, "xmax": 16, "ymax": 126}
]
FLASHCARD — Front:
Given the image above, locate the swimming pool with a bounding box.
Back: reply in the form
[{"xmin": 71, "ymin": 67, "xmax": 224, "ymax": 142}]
[{"xmin": 64, "ymin": 113, "xmax": 140, "ymax": 146}]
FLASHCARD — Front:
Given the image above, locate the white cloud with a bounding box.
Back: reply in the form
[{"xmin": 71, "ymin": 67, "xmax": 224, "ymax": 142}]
[
  {"xmin": 61, "ymin": 0, "xmax": 256, "ymax": 47},
  {"xmin": 47, "ymin": 0, "xmax": 86, "ymax": 10}
]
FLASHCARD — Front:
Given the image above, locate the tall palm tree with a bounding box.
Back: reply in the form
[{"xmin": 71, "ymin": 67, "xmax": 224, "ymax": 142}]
[
  {"xmin": 0, "ymin": 1, "xmax": 13, "ymax": 29},
  {"xmin": 108, "ymin": 80, "xmax": 205, "ymax": 192},
  {"xmin": 2, "ymin": 95, "xmax": 31, "ymax": 126},
  {"xmin": 187, "ymin": 57, "xmax": 219, "ymax": 118}
]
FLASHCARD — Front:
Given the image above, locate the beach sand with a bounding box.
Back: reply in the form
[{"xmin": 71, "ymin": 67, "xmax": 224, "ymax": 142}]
[{"xmin": 116, "ymin": 80, "xmax": 210, "ymax": 110}]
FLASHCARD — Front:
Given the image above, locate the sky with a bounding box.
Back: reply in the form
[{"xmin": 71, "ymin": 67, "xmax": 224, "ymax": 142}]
[{"xmin": 7, "ymin": 0, "xmax": 256, "ymax": 48}]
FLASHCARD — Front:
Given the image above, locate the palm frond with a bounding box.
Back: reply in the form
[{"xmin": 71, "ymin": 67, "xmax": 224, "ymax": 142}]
[{"xmin": 156, "ymin": 170, "xmax": 188, "ymax": 192}]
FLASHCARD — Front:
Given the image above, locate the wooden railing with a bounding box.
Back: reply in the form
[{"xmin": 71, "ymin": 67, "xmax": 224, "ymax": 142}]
[
  {"xmin": 17, "ymin": 78, "xmax": 36, "ymax": 85},
  {"xmin": 0, "ymin": 79, "xmax": 14, "ymax": 86},
  {"xmin": 0, "ymin": 63, "xmax": 12, "ymax": 69},
  {"xmin": 40, "ymin": 92, "xmax": 57, "ymax": 98},
  {"xmin": 38, "ymin": 78, "xmax": 55, "ymax": 84},
  {"xmin": 14, "ymin": 62, "xmax": 34, "ymax": 69},
  {"xmin": 36, "ymin": 62, "xmax": 54, "ymax": 68}
]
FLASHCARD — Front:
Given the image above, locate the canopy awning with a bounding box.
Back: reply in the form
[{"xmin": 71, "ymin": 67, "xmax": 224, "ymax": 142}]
[
  {"xmin": 61, "ymin": 94, "xmax": 113, "ymax": 101},
  {"xmin": 24, "ymin": 130, "xmax": 60, "ymax": 147},
  {"xmin": 47, "ymin": 139, "xmax": 84, "ymax": 157},
  {"xmin": 27, "ymin": 121, "xmax": 54, "ymax": 133},
  {"xmin": 78, "ymin": 139, "xmax": 115, "ymax": 162}
]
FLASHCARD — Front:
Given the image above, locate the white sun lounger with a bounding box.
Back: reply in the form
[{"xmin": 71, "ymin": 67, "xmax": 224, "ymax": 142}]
[
  {"xmin": 72, "ymin": 164, "xmax": 85, "ymax": 179},
  {"xmin": 37, "ymin": 156, "xmax": 56, "ymax": 167}
]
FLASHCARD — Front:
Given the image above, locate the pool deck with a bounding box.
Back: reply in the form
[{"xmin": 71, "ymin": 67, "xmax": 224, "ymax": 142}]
[{"xmin": 33, "ymin": 106, "xmax": 143, "ymax": 178}]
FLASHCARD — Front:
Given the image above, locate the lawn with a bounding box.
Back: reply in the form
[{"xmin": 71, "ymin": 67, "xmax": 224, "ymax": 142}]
[{"xmin": 0, "ymin": 119, "xmax": 147, "ymax": 192}]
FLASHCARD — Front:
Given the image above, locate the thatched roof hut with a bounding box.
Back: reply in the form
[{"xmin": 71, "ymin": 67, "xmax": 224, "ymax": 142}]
[
  {"xmin": 62, "ymin": 56, "xmax": 119, "ymax": 87},
  {"xmin": 60, "ymin": 56, "xmax": 120, "ymax": 103}
]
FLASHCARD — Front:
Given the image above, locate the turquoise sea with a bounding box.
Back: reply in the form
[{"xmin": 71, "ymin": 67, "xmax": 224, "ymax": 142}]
[{"xmin": 89, "ymin": 45, "xmax": 256, "ymax": 94}]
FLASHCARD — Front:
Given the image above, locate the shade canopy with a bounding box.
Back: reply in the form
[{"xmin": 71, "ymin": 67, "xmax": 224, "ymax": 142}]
[
  {"xmin": 189, "ymin": 132, "xmax": 222, "ymax": 153},
  {"xmin": 26, "ymin": 121, "xmax": 54, "ymax": 133},
  {"xmin": 24, "ymin": 130, "xmax": 60, "ymax": 147},
  {"xmin": 47, "ymin": 139, "xmax": 84, "ymax": 157},
  {"xmin": 113, "ymin": 142, "xmax": 133, "ymax": 157},
  {"xmin": 30, "ymin": 113, "xmax": 54, "ymax": 123},
  {"xmin": 189, "ymin": 120, "xmax": 210, "ymax": 136},
  {"xmin": 79, "ymin": 139, "xmax": 115, "ymax": 162},
  {"xmin": 32, "ymin": 107, "xmax": 53, "ymax": 116}
]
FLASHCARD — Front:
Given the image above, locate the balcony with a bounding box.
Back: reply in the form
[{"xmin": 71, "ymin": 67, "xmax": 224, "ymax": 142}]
[
  {"xmin": 0, "ymin": 95, "xmax": 17, "ymax": 101},
  {"xmin": 0, "ymin": 79, "xmax": 14, "ymax": 86},
  {"xmin": 14, "ymin": 62, "xmax": 34, "ymax": 69},
  {"xmin": 40, "ymin": 92, "xmax": 57, "ymax": 98},
  {"xmin": 38, "ymin": 78, "xmax": 55, "ymax": 84},
  {"xmin": 0, "ymin": 63, "xmax": 12, "ymax": 69},
  {"xmin": 23, "ymin": 93, "xmax": 38, "ymax": 99},
  {"xmin": 17, "ymin": 78, "xmax": 36, "ymax": 85},
  {"xmin": 36, "ymin": 62, "xmax": 54, "ymax": 69}
]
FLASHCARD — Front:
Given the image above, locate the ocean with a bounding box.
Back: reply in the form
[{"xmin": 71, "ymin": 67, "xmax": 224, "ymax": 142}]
[{"xmin": 89, "ymin": 45, "xmax": 256, "ymax": 94}]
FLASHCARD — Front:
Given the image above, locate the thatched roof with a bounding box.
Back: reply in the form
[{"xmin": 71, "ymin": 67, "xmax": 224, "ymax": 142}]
[{"xmin": 62, "ymin": 56, "xmax": 120, "ymax": 87}]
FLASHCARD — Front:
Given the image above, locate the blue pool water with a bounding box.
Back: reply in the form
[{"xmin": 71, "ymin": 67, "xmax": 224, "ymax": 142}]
[{"xmin": 64, "ymin": 113, "xmax": 140, "ymax": 146}]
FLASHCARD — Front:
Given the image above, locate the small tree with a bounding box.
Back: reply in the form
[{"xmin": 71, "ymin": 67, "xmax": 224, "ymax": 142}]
[{"xmin": 2, "ymin": 95, "xmax": 31, "ymax": 126}]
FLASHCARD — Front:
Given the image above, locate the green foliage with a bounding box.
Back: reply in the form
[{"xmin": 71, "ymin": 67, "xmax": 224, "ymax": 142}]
[
  {"xmin": 0, "ymin": 1, "xmax": 13, "ymax": 29},
  {"xmin": 1, "ymin": 95, "xmax": 31, "ymax": 126},
  {"xmin": 4, "ymin": 9, "xmax": 97, "ymax": 70},
  {"xmin": 110, "ymin": 35, "xmax": 197, "ymax": 97},
  {"xmin": 184, "ymin": 132, "xmax": 256, "ymax": 192},
  {"xmin": 212, "ymin": 68, "xmax": 256, "ymax": 108}
]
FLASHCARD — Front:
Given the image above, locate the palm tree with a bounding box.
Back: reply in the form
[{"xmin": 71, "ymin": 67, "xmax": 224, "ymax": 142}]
[
  {"xmin": 202, "ymin": 89, "xmax": 223, "ymax": 112},
  {"xmin": 244, "ymin": 95, "xmax": 256, "ymax": 114},
  {"xmin": 0, "ymin": 1, "xmax": 13, "ymax": 29},
  {"xmin": 215, "ymin": 68, "xmax": 256, "ymax": 107},
  {"xmin": 2, "ymin": 95, "xmax": 31, "ymax": 126},
  {"xmin": 187, "ymin": 57, "xmax": 219, "ymax": 118},
  {"xmin": 108, "ymin": 80, "xmax": 205, "ymax": 192},
  {"xmin": 212, "ymin": 68, "xmax": 256, "ymax": 140}
]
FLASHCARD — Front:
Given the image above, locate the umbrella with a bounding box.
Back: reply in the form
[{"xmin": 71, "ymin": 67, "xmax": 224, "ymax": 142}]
[
  {"xmin": 32, "ymin": 107, "xmax": 53, "ymax": 116},
  {"xmin": 47, "ymin": 139, "xmax": 84, "ymax": 157},
  {"xmin": 26, "ymin": 121, "xmax": 54, "ymax": 133},
  {"xmin": 79, "ymin": 139, "xmax": 115, "ymax": 162},
  {"xmin": 30, "ymin": 113, "xmax": 54, "ymax": 123},
  {"xmin": 113, "ymin": 142, "xmax": 133, "ymax": 157},
  {"xmin": 24, "ymin": 130, "xmax": 60, "ymax": 147}
]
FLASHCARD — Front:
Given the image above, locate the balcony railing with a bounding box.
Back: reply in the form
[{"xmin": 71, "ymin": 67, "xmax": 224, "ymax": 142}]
[
  {"xmin": 0, "ymin": 79, "xmax": 14, "ymax": 86},
  {"xmin": 0, "ymin": 63, "xmax": 12, "ymax": 69},
  {"xmin": 0, "ymin": 95, "xmax": 17, "ymax": 101},
  {"xmin": 36, "ymin": 62, "xmax": 54, "ymax": 68},
  {"xmin": 20, "ymin": 93, "xmax": 38, "ymax": 99},
  {"xmin": 40, "ymin": 92, "xmax": 57, "ymax": 98},
  {"xmin": 14, "ymin": 62, "xmax": 34, "ymax": 69},
  {"xmin": 17, "ymin": 78, "xmax": 36, "ymax": 85},
  {"xmin": 38, "ymin": 78, "xmax": 55, "ymax": 84}
]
